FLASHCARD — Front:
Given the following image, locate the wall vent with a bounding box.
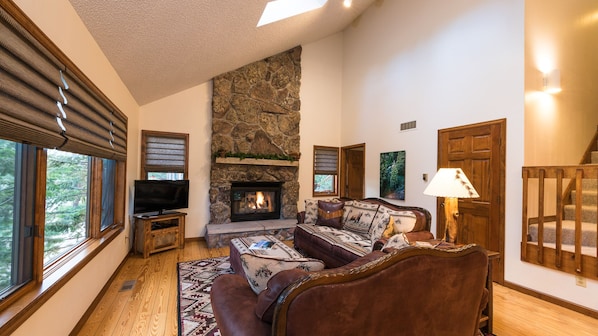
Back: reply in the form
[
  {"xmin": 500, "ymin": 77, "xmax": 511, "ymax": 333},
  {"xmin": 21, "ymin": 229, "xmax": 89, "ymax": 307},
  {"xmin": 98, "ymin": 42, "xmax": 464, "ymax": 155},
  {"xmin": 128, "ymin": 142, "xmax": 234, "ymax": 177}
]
[{"xmin": 400, "ymin": 120, "xmax": 417, "ymax": 131}]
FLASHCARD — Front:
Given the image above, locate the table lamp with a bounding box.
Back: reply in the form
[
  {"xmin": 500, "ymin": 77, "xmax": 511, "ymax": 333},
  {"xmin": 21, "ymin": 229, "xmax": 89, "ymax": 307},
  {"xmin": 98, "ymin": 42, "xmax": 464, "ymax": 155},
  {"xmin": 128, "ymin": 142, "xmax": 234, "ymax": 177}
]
[{"xmin": 423, "ymin": 168, "xmax": 479, "ymax": 243}]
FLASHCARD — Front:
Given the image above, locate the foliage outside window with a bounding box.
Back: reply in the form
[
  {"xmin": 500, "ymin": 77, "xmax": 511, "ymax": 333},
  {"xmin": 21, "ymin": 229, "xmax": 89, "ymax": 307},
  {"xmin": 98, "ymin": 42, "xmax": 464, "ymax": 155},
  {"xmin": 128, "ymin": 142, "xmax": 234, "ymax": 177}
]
[
  {"xmin": 313, "ymin": 146, "xmax": 339, "ymax": 196},
  {"xmin": 141, "ymin": 130, "xmax": 189, "ymax": 180},
  {"xmin": 44, "ymin": 150, "xmax": 90, "ymax": 266}
]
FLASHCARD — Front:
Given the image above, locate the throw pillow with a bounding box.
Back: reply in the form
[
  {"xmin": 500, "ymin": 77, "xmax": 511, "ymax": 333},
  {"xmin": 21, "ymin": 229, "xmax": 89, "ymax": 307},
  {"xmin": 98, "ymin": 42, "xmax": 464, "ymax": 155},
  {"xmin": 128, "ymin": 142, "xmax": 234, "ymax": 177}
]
[
  {"xmin": 240, "ymin": 254, "xmax": 325, "ymax": 294},
  {"xmin": 379, "ymin": 205, "xmax": 419, "ymax": 233},
  {"xmin": 303, "ymin": 199, "xmax": 319, "ymax": 224},
  {"xmin": 316, "ymin": 200, "xmax": 344, "ymax": 229},
  {"xmin": 382, "ymin": 233, "xmax": 410, "ymax": 251},
  {"xmin": 368, "ymin": 211, "xmax": 391, "ymax": 250},
  {"xmin": 343, "ymin": 201, "xmax": 380, "ymax": 235},
  {"xmin": 382, "ymin": 216, "xmax": 396, "ymax": 239}
]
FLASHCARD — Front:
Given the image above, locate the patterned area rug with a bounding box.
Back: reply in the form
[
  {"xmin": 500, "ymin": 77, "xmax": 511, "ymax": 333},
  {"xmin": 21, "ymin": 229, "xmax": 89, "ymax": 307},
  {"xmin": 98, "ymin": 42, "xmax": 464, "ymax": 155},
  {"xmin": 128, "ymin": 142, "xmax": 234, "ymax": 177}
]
[{"xmin": 177, "ymin": 256, "xmax": 234, "ymax": 336}]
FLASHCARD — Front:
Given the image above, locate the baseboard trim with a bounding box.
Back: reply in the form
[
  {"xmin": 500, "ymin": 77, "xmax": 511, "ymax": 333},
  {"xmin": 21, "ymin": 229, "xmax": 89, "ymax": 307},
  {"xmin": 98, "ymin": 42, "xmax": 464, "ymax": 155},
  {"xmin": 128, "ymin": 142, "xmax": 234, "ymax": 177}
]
[{"xmin": 503, "ymin": 281, "xmax": 598, "ymax": 319}]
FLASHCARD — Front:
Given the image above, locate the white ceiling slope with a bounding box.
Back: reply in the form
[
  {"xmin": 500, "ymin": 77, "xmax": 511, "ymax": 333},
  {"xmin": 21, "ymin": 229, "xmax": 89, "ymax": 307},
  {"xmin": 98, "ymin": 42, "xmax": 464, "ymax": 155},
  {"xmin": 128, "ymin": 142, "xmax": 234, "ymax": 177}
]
[{"xmin": 68, "ymin": 0, "xmax": 377, "ymax": 105}]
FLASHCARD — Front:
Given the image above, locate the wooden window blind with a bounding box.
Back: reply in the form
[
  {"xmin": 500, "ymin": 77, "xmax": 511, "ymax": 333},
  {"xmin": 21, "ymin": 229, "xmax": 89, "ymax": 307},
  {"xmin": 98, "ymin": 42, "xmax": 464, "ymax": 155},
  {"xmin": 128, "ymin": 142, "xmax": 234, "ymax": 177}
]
[
  {"xmin": 141, "ymin": 130, "xmax": 189, "ymax": 178},
  {"xmin": 314, "ymin": 146, "xmax": 339, "ymax": 175},
  {"xmin": 0, "ymin": 2, "xmax": 127, "ymax": 160}
]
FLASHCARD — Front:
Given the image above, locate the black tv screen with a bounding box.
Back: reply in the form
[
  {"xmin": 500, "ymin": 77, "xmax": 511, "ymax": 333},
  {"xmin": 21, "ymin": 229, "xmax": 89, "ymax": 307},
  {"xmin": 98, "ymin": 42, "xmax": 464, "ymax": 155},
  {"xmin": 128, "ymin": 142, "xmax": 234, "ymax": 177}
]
[{"xmin": 133, "ymin": 180, "xmax": 189, "ymax": 215}]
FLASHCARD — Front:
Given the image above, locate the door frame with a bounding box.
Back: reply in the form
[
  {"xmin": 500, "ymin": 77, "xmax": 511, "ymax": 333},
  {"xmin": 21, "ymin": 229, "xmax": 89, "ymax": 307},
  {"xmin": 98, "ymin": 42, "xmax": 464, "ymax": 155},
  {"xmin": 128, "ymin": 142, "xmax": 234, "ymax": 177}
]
[{"xmin": 340, "ymin": 143, "xmax": 366, "ymax": 199}]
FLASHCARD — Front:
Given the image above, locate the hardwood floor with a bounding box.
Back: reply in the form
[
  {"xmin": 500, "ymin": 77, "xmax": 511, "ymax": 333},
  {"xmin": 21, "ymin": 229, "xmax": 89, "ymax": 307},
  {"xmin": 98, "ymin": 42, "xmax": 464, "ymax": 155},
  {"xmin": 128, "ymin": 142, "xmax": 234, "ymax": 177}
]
[{"xmin": 73, "ymin": 240, "xmax": 598, "ymax": 336}]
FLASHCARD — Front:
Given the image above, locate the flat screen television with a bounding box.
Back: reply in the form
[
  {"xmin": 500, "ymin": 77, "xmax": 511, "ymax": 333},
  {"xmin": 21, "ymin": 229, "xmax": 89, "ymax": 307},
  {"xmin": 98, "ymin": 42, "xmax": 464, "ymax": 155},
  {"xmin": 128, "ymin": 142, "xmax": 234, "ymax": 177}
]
[{"xmin": 133, "ymin": 180, "xmax": 189, "ymax": 215}]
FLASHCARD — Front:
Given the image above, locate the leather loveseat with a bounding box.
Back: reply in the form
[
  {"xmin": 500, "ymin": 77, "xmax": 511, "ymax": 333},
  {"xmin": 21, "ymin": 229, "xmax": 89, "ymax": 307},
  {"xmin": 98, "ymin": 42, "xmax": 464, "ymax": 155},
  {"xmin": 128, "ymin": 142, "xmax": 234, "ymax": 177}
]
[
  {"xmin": 294, "ymin": 197, "xmax": 434, "ymax": 267},
  {"xmin": 211, "ymin": 244, "xmax": 489, "ymax": 336}
]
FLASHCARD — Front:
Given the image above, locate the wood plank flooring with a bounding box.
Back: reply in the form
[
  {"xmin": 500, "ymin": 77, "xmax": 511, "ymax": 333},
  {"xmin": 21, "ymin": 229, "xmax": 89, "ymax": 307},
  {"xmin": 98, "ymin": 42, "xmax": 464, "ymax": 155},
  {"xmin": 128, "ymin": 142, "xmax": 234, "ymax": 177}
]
[{"xmin": 73, "ymin": 240, "xmax": 598, "ymax": 336}]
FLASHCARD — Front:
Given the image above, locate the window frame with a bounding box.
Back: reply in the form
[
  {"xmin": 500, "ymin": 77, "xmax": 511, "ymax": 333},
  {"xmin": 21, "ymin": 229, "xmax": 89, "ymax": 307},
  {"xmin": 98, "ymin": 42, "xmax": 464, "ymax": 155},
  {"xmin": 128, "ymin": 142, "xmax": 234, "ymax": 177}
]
[{"xmin": 313, "ymin": 145, "xmax": 340, "ymax": 197}]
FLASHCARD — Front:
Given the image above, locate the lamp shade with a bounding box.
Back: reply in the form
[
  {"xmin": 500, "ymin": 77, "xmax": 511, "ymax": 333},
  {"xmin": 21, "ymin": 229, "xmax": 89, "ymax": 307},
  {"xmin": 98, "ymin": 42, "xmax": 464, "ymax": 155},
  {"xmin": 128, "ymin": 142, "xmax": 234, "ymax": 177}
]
[{"xmin": 423, "ymin": 168, "xmax": 479, "ymax": 198}]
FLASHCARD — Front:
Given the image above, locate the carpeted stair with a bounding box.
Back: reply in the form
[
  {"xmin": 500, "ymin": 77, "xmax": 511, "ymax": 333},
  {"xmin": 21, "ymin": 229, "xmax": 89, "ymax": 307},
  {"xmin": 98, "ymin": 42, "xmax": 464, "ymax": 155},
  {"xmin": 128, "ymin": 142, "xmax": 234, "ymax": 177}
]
[{"xmin": 528, "ymin": 144, "xmax": 598, "ymax": 251}]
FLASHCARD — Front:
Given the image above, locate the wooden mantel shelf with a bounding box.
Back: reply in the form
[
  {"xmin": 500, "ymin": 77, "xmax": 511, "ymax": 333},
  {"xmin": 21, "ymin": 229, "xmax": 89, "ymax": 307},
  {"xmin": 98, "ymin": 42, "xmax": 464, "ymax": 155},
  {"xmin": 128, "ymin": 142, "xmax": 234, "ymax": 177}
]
[{"xmin": 215, "ymin": 157, "xmax": 299, "ymax": 167}]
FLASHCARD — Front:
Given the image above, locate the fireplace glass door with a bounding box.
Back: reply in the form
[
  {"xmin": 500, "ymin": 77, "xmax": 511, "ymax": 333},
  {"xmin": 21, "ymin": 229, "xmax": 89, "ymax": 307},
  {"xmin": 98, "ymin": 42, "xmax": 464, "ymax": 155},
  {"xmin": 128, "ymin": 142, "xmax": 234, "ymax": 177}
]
[{"xmin": 230, "ymin": 182, "xmax": 282, "ymax": 222}]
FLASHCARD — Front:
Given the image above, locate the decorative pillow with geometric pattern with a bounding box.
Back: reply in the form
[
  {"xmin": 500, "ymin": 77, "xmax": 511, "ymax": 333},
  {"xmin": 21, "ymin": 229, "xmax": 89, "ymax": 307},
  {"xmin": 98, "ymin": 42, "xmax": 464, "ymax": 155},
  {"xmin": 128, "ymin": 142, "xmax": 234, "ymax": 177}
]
[
  {"xmin": 342, "ymin": 201, "xmax": 380, "ymax": 235},
  {"xmin": 381, "ymin": 232, "xmax": 410, "ymax": 251},
  {"xmin": 240, "ymin": 254, "xmax": 325, "ymax": 294},
  {"xmin": 304, "ymin": 198, "xmax": 343, "ymax": 224},
  {"xmin": 368, "ymin": 211, "xmax": 391, "ymax": 250},
  {"xmin": 316, "ymin": 200, "xmax": 345, "ymax": 229},
  {"xmin": 378, "ymin": 205, "xmax": 419, "ymax": 233}
]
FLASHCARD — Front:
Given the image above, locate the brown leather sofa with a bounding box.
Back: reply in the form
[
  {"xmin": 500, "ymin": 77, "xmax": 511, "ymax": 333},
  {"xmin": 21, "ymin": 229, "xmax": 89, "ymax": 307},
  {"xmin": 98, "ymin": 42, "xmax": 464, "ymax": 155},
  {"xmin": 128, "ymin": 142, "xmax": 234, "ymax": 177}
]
[
  {"xmin": 211, "ymin": 244, "xmax": 489, "ymax": 336},
  {"xmin": 295, "ymin": 197, "xmax": 434, "ymax": 267}
]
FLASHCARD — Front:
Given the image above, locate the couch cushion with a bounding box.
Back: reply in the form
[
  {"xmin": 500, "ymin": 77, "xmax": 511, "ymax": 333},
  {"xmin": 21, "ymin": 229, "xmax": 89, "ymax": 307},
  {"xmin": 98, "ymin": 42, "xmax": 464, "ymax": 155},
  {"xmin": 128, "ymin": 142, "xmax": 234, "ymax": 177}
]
[
  {"xmin": 240, "ymin": 253, "xmax": 325, "ymax": 294},
  {"xmin": 316, "ymin": 200, "xmax": 344, "ymax": 229},
  {"xmin": 342, "ymin": 200, "xmax": 380, "ymax": 235},
  {"xmin": 296, "ymin": 224, "xmax": 371, "ymax": 258},
  {"xmin": 378, "ymin": 205, "xmax": 420, "ymax": 233}
]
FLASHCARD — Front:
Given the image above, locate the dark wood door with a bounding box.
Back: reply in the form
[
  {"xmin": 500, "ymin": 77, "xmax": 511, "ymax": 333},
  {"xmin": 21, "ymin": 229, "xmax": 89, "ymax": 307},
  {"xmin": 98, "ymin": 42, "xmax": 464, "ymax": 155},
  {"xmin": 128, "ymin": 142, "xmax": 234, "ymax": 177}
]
[
  {"xmin": 341, "ymin": 144, "xmax": 365, "ymax": 199},
  {"xmin": 437, "ymin": 119, "xmax": 505, "ymax": 283}
]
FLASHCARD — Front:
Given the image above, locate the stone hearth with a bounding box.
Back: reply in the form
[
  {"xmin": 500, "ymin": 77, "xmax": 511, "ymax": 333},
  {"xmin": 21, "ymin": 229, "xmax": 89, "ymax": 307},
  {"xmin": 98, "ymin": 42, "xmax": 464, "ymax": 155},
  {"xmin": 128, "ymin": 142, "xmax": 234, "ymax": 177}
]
[{"xmin": 207, "ymin": 47, "xmax": 302, "ymax": 247}]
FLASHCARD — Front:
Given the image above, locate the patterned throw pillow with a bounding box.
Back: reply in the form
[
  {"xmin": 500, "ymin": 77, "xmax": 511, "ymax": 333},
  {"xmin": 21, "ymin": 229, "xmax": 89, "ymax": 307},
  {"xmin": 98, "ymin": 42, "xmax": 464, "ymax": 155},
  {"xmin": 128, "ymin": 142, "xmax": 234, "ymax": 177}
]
[
  {"xmin": 382, "ymin": 233, "xmax": 410, "ymax": 251},
  {"xmin": 343, "ymin": 201, "xmax": 380, "ymax": 235},
  {"xmin": 303, "ymin": 199, "xmax": 319, "ymax": 224},
  {"xmin": 304, "ymin": 198, "xmax": 343, "ymax": 224},
  {"xmin": 341, "ymin": 200, "xmax": 354, "ymax": 224},
  {"xmin": 240, "ymin": 254, "xmax": 325, "ymax": 294},
  {"xmin": 378, "ymin": 205, "xmax": 419, "ymax": 233},
  {"xmin": 382, "ymin": 217, "xmax": 396, "ymax": 239},
  {"xmin": 369, "ymin": 211, "xmax": 391, "ymax": 249},
  {"xmin": 316, "ymin": 200, "xmax": 345, "ymax": 229}
]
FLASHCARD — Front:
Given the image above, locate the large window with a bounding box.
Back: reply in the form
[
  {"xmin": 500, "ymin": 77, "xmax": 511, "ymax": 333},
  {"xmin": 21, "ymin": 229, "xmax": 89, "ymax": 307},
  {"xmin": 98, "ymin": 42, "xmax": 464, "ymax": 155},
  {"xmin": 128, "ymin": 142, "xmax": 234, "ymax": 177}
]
[
  {"xmin": 141, "ymin": 130, "xmax": 189, "ymax": 180},
  {"xmin": 313, "ymin": 146, "xmax": 339, "ymax": 196},
  {"xmin": 0, "ymin": 2, "xmax": 128, "ymax": 332}
]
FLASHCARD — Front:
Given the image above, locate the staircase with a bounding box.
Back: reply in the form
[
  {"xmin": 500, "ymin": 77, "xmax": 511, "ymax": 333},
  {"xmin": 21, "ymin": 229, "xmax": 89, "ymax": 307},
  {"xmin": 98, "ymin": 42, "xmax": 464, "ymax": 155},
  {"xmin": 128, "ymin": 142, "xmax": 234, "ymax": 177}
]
[{"xmin": 527, "ymin": 128, "xmax": 598, "ymax": 254}]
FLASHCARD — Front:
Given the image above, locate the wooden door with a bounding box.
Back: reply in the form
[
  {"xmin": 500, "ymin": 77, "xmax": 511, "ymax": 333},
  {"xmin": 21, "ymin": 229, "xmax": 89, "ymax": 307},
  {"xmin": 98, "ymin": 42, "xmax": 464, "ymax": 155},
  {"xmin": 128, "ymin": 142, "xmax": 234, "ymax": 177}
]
[
  {"xmin": 340, "ymin": 144, "xmax": 365, "ymax": 199},
  {"xmin": 437, "ymin": 119, "xmax": 505, "ymax": 283}
]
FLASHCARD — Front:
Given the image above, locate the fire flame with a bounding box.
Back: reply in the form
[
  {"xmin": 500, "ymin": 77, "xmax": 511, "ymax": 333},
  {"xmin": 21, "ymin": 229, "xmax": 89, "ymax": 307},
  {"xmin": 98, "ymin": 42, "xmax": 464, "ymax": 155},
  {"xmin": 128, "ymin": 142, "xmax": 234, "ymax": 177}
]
[{"xmin": 256, "ymin": 192, "xmax": 265, "ymax": 208}]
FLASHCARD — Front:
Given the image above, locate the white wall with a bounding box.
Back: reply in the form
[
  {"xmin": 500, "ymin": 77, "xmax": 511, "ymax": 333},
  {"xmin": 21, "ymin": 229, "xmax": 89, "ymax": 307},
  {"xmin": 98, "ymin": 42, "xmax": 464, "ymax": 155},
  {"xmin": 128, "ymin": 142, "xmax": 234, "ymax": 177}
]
[
  {"xmin": 298, "ymin": 34, "xmax": 344, "ymax": 205},
  {"xmin": 340, "ymin": 0, "xmax": 597, "ymax": 311},
  {"xmin": 12, "ymin": 0, "xmax": 140, "ymax": 335},
  {"xmin": 139, "ymin": 84, "xmax": 213, "ymax": 238}
]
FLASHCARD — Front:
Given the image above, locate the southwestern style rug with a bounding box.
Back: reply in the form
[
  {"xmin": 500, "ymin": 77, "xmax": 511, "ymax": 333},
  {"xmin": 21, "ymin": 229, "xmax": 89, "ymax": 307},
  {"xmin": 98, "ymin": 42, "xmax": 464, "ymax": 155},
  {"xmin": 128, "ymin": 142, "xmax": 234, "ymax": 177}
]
[{"xmin": 177, "ymin": 256, "xmax": 233, "ymax": 336}]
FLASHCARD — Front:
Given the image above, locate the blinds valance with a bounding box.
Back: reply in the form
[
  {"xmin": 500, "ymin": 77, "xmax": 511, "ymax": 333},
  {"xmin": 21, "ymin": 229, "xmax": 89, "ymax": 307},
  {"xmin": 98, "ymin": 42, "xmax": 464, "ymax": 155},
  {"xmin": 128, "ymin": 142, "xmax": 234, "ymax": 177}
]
[
  {"xmin": 0, "ymin": 2, "xmax": 127, "ymax": 161},
  {"xmin": 142, "ymin": 131, "xmax": 188, "ymax": 173},
  {"xmin": 314, "ymin": 147, "xmax": 339, "ymax": 175}
]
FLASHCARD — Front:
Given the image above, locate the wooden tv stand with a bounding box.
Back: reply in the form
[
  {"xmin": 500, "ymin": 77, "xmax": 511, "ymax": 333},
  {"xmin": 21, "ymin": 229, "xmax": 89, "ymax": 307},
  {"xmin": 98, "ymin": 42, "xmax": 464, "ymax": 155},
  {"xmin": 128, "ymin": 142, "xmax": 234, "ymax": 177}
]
[{"xmin": 134, "ymin": 212, "xmax": 186, "ymax": 258}]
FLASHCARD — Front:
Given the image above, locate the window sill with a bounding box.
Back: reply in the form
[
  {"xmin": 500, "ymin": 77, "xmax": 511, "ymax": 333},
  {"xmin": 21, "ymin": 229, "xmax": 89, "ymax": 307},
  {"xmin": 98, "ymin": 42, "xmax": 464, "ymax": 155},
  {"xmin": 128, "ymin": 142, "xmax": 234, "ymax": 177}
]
[{"xmin": 0, "ymin": 226, "xmax": 122, "ymax": 335}]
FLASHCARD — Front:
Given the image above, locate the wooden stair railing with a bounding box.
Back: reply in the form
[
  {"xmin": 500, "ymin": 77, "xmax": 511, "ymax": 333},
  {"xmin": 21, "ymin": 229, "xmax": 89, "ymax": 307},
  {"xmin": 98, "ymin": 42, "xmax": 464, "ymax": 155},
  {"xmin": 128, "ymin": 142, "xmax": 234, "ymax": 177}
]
[{"xmin": 521, "ymin": 165, "xmax": 598, "ymax": 281}]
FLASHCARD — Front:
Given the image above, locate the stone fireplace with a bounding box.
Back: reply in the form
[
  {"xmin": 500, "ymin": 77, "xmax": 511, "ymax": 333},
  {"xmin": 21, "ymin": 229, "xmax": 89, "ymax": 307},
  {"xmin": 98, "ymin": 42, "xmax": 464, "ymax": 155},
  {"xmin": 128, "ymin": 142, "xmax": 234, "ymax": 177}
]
[{"xmin": 206, "ymin": 47, "xmax": 302, "ymax": 247}]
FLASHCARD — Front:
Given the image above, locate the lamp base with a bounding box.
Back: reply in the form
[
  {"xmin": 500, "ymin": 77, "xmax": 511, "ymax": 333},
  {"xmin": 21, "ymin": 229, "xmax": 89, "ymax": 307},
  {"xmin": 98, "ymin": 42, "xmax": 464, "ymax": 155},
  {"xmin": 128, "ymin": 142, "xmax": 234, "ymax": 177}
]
[{"xmin": 443, "ymin": 197, "xmax": 459, "ymax": 244}]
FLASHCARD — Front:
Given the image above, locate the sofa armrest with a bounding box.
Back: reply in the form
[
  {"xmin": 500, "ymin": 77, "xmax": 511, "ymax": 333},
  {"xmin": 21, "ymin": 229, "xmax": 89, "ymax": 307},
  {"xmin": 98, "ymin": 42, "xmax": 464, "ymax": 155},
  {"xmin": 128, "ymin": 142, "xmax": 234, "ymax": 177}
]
[{"xmin": 297, "ymin": 211, "xmax": 305, "ymax": 223}]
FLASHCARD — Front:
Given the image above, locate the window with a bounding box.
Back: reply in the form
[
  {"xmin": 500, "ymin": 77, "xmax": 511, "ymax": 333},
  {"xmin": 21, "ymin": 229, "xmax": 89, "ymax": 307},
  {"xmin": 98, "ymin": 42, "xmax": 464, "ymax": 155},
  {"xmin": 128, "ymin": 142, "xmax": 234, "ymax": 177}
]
[
  {"xmin": 313, "ymin": 146, "xmax": 339, "ymax": 196},
  {"xmin": 0, "ymin": 3, "xmax": 128, "ymax": 328},
  {"xmin": 0, "ymin": 140, "xmax": 34, "ymax": 300},
  {"xmin": 141, "ymin": 130, "xmax": 189, "ymax": 180},
  {"xmin": 44, "ymin": 150, "xmax": 90, "ymax": 266}
]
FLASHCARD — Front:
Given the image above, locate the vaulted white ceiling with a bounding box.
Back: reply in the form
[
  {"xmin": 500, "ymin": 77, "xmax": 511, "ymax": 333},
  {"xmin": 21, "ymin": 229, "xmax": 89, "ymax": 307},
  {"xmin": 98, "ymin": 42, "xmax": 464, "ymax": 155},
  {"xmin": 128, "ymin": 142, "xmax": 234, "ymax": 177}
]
[{"xmin": 68, "ymin": 0, "xmax": 377, "ymax": 105}]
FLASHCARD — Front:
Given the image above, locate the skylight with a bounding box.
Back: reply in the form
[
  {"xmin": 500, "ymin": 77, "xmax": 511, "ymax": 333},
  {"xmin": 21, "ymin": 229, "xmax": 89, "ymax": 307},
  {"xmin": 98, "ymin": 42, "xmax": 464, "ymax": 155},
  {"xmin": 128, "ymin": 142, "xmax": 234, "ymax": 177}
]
[{"xmin": 257, "ymin": 0, "xmax": 329, "ymax": 27}]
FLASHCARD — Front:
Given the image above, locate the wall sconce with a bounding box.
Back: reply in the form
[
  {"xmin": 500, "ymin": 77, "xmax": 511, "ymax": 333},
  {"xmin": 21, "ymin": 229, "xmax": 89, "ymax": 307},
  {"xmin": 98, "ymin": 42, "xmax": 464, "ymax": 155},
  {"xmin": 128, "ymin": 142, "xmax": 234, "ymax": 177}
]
[
  {"xmin": 423, "ymin": 168, "xmax": 479, "ymax": 243},
  {"xmin": 543, "ymin": 69, "xmax": 561, "ymax": 94},
  {"xmin": 343, "ymin": 0, "xmax": 352, "ymax": 8}
]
